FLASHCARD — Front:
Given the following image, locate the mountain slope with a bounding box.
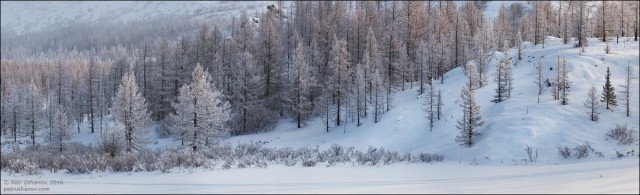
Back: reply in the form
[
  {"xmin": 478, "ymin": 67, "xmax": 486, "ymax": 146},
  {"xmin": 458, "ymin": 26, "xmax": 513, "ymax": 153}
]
[{"xmin": 1, "ymin": 1, "xmax": 274, "ymax": 35}]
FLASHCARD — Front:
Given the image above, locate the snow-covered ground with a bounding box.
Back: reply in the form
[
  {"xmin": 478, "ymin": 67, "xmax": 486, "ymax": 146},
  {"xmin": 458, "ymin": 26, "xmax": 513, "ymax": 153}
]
[{"xmin": 2, "ymin": 159, "xmax": 637, "ymax": 193}]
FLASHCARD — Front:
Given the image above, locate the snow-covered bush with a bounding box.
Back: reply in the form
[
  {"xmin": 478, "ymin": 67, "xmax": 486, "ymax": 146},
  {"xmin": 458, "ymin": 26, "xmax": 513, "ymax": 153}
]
[
  {"xmin": 558, "ymin": 146, "xmax": 572, "ymax": 159},
  {"xmin": 109, "ymin": 153, "xmax": 138, "ymax": 172},
  {"xmin": 138, "ymin": 150, "xmax": 159, "ymax": 171},
  {"xmin": 416, "ymin": 152, "xmax": 445, "ymax": 163},
  {"xmin": 573, "ymin": 143, "xmax": 592, "ymax": 159},
  {"xmin": 0, "ymin": 142, "xmax": 444, "ymax": 174},
  {"xmin": 222, "ymin": 157, "xmax": 233, "ymax": 169},
  {"xmin": 158, "ymin": 150, "xmax": 178, "ymax": 173},
  {"xmin": 302, "ymin": 160, "xmax": 316, "ymax": 167},
  {"xmin": 51, "ymin": 154, "xmax": 67, "ymax": 173},
  {"xmin": 607, "ymin": 123, "xmax": 638, "ymax": 145},
  {"xmin": 8, "ymin": 159, "xmax": 41, "ymax": 175},
  {"xmin": 66, "ymin": 155, "xmax": 90, "ymax": 174}
]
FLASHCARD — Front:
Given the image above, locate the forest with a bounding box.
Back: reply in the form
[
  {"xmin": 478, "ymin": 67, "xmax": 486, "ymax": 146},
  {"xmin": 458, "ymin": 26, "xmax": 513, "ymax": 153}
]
[{"xmin": 1, "ymin": 1, "xmax": 639, "ymax": 167}]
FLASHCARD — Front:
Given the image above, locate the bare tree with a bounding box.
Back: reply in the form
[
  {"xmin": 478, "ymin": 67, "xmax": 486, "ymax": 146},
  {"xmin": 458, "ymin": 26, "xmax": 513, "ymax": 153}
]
[{"xmin": 584, "ymin": 85, "xmax": 600, "ymax": 122}]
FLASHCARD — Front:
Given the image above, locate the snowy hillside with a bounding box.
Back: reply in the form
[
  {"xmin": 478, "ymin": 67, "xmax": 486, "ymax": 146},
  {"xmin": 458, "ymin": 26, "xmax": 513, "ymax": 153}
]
[
  {"xmin": 223, "ymin": 36, "xmax": 640, "ymax": 165},
  {"xmin": 0, "ymin": 1, "xmax": 274, "ymax": 35}
]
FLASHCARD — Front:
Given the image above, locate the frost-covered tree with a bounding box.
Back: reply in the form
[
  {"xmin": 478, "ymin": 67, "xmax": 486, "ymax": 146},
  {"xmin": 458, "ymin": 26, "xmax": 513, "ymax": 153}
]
[
  {"xmin": 437, "ymin": 90, "xmax": 444, "ymax": 121},
  {"xmin": 584, "ymin": 85, "xmax": 601, "ymax": 122},
  {"xmin": 99, "ymin": 120, "xmax": 126, "ymax": 157},
  {"xmin": 417, "ymin": 40, "xmax": 429, "ymax": 94},
  {"xmin": 152, "ymin": 36, "xmax": 174, "ymax": 122},
  {"xmin": 137, "ymin": 39, "xmax": 152, "ymax": 99},
  {"xmin": 6, "ymin": 87, "xmax": 22, "ymax": 144},
  {"xmin": 424, "ymin": 82, "xmax": 440, "ymax": 131},
  {"xmin": 372, "ymin": 68, "xmax": 384, "ymax": 124},
  {"xmin": 258, "ymin": 9, "xmax": 286, "ymax": 115},
  {"xmin": 330, "ymin": 36, "xmax": 351, "ymax": 126},
  {"xmin": 86, "ymin": 57, "xmax": 98, "ymax": 133},
  {"xmin": 365, "ymin": 27, "xmax": 383, "ymax": 114},
  {"xmin": 23, "ymin": 81, "xmax": 45, "ymax": 146},
  {"xmin": 464, "ymin": 62, "xmax": 481, "ymax": 90},
  {"xmin": 111, "ymin": 73, "xmax": 151, "ymax": 152},
  {"xmin": 619, "ymin": 63, "xmax": 633, "ymax": 117},
  {"xmin": 231, "ymin": 51, "xmax": 274, "ymax": 135},
  {"xmin": 517, "ymin": 30, "xmax": 524, "ymax": 61},
  {"xmin": 600, "ymin": 67, "xmax": 617, "ymax": 110},
  {"xmin": 473, "ymin": 26, "xmax": 491, "ymax": 88},
  {"xmin": 354, "ymin": 62, "xmax": 366, "ymax": 126},
  {"xmin": 50, "ymin": 105, "xmax": 69, "ymax": 152},
  {"xmin": 172, "ymin": 63, "xmax": 230, "ymax": 152},
  {"xmin": 291, "ymin": 41, "xmax": 317, "ymax": 128},
  {"xmin": 534, "ymin": 58, "xmax": 544, "ymax": 104},
  {"xmin": 456, "ymin": 79, "xmax": 483, "ymax": 147},
  {"xmin": 492, "ymin": 41, "xmax": 513, "ymax": 103},
  {"xmin": 558, "ymin": 54, "xmax": 570, "ymax": 105}
]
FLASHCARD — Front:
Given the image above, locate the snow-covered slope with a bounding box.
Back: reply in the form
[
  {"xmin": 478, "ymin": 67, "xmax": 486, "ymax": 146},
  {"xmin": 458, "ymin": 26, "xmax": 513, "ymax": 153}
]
[
  {"xmin": 0, "ymin": 1, "xmax": 274, "ymax": 35},
  {"xmin": 222, "ymin": 37, "xmax": 640, "ymax": 165},
  {"xmin": 46, "ymin": 35, "xmax": 637, "ymax": 166}
]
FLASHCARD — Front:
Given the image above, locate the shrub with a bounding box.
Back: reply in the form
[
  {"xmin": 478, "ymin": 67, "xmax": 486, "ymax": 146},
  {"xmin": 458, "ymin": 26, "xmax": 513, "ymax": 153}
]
[
  {"xmin": 9, "ymin": 159, "xmax": 41, "ymax": 175},
  {"xmin": 0, "ymin": 142, "xmax": 445, "ymax": 174},
  {"xmin": 222, "ymin": 157, "xmax": 233, "ymax": 169},
  {"xmin": 573, "ymin": 143, "xmax": 592, "ymax": 159},
  {"xmin": 416, "ymin": 152, "xmax": 445, "ymax": 163},
  {"xmin": 525, "ymin": 145, "xmax": 538, "ymax": 163},
  {"xmin": 302, "ymin": 160, "xmax": 316, "ymax": 167},
  {"xmin": 110, "ymin": 153, "xmax": 137, "ymax": 172},
  {"xmin": 607, "ymin": 124, "xmax": 638, "ymax": 145},
  {"xmin": 558, "ymin": 146, "xmax": 571, "ymax": 159}
]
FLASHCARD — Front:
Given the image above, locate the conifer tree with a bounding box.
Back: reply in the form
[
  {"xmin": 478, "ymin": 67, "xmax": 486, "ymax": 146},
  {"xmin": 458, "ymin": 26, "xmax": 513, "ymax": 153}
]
[{"xmin": 601, "ymin": 66, "xmax": 618, "ymax": 110}]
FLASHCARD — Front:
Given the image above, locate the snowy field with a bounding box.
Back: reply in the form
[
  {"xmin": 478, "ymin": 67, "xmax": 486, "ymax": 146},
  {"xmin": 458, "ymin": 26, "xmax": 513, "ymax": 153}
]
[{"xmin": 2, "ymin": 159, "xmax": 638, "ymax": 193}]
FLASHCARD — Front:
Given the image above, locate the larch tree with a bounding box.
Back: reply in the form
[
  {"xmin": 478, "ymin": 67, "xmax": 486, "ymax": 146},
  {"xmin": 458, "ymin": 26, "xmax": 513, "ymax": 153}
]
[
  {"xmin": 172, "ymin": 63, "xmax": 230, "ymax": 152},
  {"xmin": 354, "ymin": 62, "xmax": 366, "ymax": 126},
  {"xmin": 51, "ymin": 105, "xmax": 69, "ymax": 152},
  {"xmin": 559, "ymin": 54, "xmax": 570, "ymax": 105},
  {"xmin": 464, "ymin": 62, "xmax": 481, "ymax": 90},
  {"xmin": 417, "ymin": 40, "xmax": 429, "ymax": 95},
  {"xmin": 137, "ymin": 39, "xmax": 151, "ymax": 99},
  {"xmin": 258, "ymin": 9, "xmax": 286, "ymax": 117},
  {"xmin": 456, "ymin": 78, "xmax": 484, "ymax": 147},
  {"xmin": 291, "ymin": 41, "xmax": 318, "ymax": 128},
  {"xmin": 424, "ymin": 81, "xmax": 438, "ymax": 131},
  {"xmin": 24, "ymin": 81, "xmax": 45, "ymax": 146},
  {"xmin": 86, "ymin": 57, "xmax": 98, "ymax": 133},
  {"xmin": 600, "ymin": 66, "xmax": 617, "ymax": 110},
  {"xmin": 152, "ymin": 36, "xmax": 174, "ymax": 122},
  {"xmin": 330, "ymin": 36, "xmax": 351, "ymax": 126},
  {"xmin": 111, "ymin": 72, "xmax": 151, "ymax": 153},
  {"xmin": 492, "ymin": 41, "xmax": 512, "ymax": 103},
  {"xmin": 534, "ymin": 58, "xmax": 544, "ymax": 104},
  {"xmin": 584, "ymin": 85, "xmax": 601, "ymax": 122},
  {"xmin": 619, "ymin": 63, "xmax": 633, "ymax": 117},
  {"xmin": 372, "ymin": 68, "xmax": 384, "ymax": 124}
]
